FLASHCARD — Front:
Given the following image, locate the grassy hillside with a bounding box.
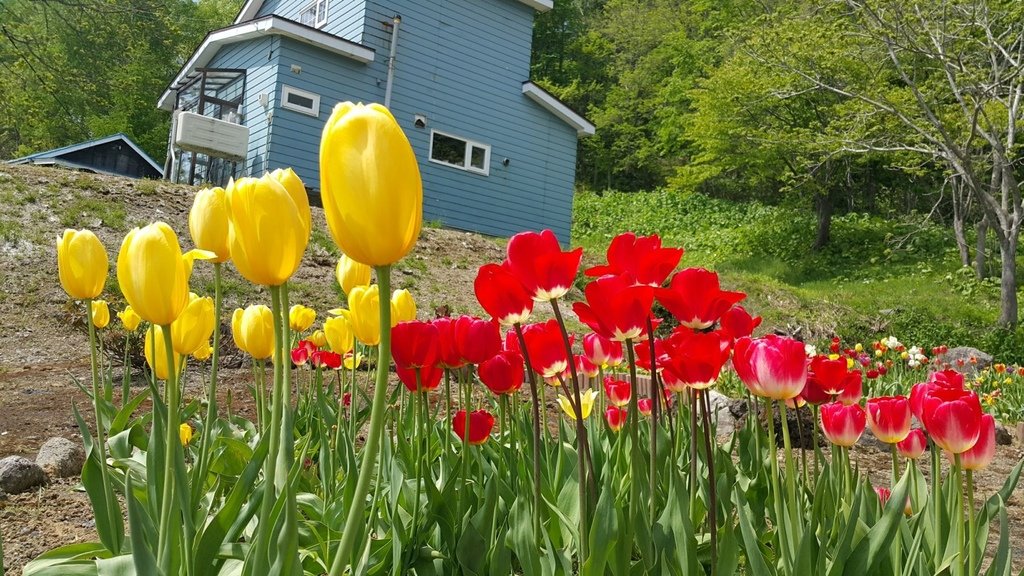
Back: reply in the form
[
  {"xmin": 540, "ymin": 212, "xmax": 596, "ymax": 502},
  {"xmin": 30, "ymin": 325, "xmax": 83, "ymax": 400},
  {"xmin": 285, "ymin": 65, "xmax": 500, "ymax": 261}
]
[{"xmin": 573, "ymin": 188, "xmax": 1022, "ymax": 361}]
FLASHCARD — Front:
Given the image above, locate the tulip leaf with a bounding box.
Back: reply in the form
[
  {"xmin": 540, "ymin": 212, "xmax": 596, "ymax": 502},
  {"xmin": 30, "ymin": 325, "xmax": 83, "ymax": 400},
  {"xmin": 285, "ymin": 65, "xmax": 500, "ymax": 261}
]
[
  {"xmin": 508, "ymin": 497, "xmax": 543, "ymax": 576},
  {"xmin": 109, "ymin": 388, "xmax": 152, "ymax": 436},
  {"xmin": 841, "ymin": 470, "xmax": 910, "ymax": 576},
  {"xmin": 22, "ymin": 542, "xmax": 110, "ymax": 576},
  {"xmin": 985, "ymin": 497, "xmax": 1012, "ymax": 576},
  {"xmin": 580, "ymin": 471, "xmax": 618, "ymax": 576},
  {"xmin": 827, "ymin": 486, "xmax": 863, "ymax": 576},
  {"xmin": 997, "ymin": 458, "xmax": 1024, "ymax": 503},
  {"xmin": 73, "ymin": 404, "xmax": 125, "ymax": 555},
  {"xmin": 124, "ymin": 473, "xmax": 157, "ymax": 575},
  {"xmin": 95, "ymin": 554, "xmax": 136, "ymax": 576},
  {"xmin": 734, "ymin": 488, "xmax": 775, "ymax": 576}
]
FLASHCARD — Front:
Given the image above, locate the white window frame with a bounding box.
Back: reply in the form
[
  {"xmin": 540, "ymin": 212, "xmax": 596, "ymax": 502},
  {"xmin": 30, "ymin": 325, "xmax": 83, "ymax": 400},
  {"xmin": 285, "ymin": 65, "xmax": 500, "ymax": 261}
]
[
  {"xmin": 428, "ymin": 130, "xmax": 491, "ymax": 176},
  {"xmin": 299, "ymin": 0, "xmax": 328, "ymax": 29},
  {"xmin": 281, "ymin": 85, "xmax": 320, "ymax": 117}
]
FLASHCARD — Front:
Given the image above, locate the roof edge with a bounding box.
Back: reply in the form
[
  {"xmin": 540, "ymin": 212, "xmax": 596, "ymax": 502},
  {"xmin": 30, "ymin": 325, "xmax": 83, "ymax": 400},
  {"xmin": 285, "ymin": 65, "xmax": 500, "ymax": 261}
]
[
  {"xmin": 521, "ymin": 81, "xmax": 595, "ymax": 137},
  {"xmin": 6, "ymin": 133, "xmax": 164, "ymax": 176}
]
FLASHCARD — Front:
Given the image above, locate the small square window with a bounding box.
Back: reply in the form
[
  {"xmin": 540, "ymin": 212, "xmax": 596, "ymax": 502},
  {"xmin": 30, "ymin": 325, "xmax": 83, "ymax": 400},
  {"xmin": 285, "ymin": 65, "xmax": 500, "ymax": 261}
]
[{"xmin": 429, "ymin": 130, "xmax": 489, "ymax": 175}]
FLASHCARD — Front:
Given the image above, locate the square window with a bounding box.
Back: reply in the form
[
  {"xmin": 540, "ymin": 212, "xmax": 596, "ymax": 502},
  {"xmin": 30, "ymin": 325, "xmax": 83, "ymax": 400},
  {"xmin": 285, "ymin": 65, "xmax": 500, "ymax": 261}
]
[{"xmin": 429, "ymin": 130, "xmax": 489, "ymax": 175}]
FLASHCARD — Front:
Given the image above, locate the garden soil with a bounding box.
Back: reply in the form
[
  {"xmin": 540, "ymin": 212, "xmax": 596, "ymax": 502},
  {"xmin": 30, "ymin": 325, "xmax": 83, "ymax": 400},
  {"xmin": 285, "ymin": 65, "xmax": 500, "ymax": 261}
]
[{"xmin": 0, "ymin": 164, "xmax": 1022, "ymax": 573}]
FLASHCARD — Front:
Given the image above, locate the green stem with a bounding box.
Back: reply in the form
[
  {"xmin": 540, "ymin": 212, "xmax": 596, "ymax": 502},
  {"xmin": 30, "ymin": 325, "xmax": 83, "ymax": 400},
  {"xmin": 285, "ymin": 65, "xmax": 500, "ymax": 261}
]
[
  {"xmin": 967, "ymin": 468, "xmax": 976, "ymax": 575},
  {"xmin": 86, "ymin": 300, "xmax": 121, "ymax": 555},
  {"xmin": 779, "ymin": 401, "xmax": 800, "ymax": 545},
  {"xmin": 689, "ymin": 389, "xmax": 698, "ymax": 511},
  {"xmin": 156, "ymin": 323, "xmax": 179, "ymax": 573},
  {"xmin": 192, "ymin": 262, "xmax": 222, "ymax": 511},
  {"xmin": 625, "ymin": 342, "xmax": 643, "ymax": 560},
  {"xmin": 408, "ymin": 388, "xmax": 425, "ymax": 565},
  {"xmin": 121, "ymin": 332, "xmax": 131, "ymax": 407},
  {"xmin": 891, "ymin": 444, "xmax": 900, "ymax": 486},
  {"xmin": 701, "ymin": 390, "xmax": 718, "ymax": 576},
  {"xmin": 811, "ymin": 405, "xmax": 821, "ymax": 481},
  {"xmin": 765, "ymin": 398, "xmax": 788, "ymax": 572},
  {"xmin": 277, "ymin": 283, "xmax": 299, "ymax": 572},
  {"xmin": 513, "ymin": 323, "xmax": 544, "ymax": 541},
  {"xmin": 330, "ymin": 265, "xmax": 392, "ymax": 575}
]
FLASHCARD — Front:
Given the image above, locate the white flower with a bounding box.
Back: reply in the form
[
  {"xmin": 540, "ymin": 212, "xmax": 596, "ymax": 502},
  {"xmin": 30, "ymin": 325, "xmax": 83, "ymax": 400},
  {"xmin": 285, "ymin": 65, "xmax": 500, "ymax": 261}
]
[{"xmin": 805, "ymin": 344, "xmax": 817, "ymax": 357}]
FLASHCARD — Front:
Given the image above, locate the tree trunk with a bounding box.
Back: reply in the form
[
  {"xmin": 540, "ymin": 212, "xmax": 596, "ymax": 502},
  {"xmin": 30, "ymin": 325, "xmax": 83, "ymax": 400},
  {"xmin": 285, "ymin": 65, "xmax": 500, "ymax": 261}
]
[
  {"xmin": 999, "ymin": 235, "xmax": 1019, "ymax": 328},
  {"xmin": 951, "ymin": 183, "xmax": 971, "ymax": 267},
  {"xmin": 976, "ymin": 216, "xmax": 988, "ymax": 280},
  {"xmin": 813, "ymin": 193, "xmax": 833, "ymax": 251}
]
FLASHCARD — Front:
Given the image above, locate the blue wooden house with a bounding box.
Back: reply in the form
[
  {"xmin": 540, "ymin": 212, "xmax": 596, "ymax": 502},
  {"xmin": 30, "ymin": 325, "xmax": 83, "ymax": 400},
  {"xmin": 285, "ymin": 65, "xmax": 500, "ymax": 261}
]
[
  {"xmin": 8, "ymin": 133, "xmax": 163, "ymax": 179},
  {"xmin": 157, "ymin": 0, "xmax": 593, "ymax": 242}
]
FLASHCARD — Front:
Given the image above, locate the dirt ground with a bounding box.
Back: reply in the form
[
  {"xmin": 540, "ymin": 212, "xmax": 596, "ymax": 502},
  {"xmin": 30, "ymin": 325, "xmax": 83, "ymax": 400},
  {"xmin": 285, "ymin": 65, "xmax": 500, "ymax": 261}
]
[{"xmin": 0, "ymin": 164, "xmax": 1022, "ymax": 573}]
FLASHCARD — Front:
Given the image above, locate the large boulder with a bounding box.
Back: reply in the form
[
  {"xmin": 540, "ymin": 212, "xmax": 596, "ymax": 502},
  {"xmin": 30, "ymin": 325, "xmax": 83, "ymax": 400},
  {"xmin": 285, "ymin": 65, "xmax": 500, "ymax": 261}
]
[
  {"xmin": 35, "ymin": 437, "xmax": 85, "ymax": 479},
  {"xmin": 933, "ymin": 347, "xmax": 993, "ymax": 375},
  {"xmin": 706, "ymin": 390, "xmax": 748, "ymax": 436},
  {"xmin": 0, "ymin": 456, "xmax": 45, "ymax": 494}
]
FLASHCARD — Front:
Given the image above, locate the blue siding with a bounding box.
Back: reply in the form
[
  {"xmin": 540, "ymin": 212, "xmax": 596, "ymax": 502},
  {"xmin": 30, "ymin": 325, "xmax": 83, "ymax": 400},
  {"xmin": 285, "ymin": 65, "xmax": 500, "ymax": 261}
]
[
  {"xmin": 265, "ymin": 37, "xmax": 378, "ymax": 187},
  {"xmin": 206, "ymin": 36, "xmax": 279, "ymax": 176},
  {"xmin": 259, "ymin": 0, "xmax": 366, "ymax": 43}
]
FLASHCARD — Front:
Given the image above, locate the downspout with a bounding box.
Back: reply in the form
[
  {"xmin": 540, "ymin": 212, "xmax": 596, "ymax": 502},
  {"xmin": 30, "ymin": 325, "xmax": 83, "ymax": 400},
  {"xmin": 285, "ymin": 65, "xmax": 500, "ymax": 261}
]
[{"xmin": 383, "ymin": 14, "xmax": 401, "ymax": 107}]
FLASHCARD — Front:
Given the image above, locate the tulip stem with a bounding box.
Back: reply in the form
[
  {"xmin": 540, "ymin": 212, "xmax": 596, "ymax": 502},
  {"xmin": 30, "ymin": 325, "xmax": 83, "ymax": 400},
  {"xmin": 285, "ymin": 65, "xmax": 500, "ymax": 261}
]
[
  {"xmin": 700, "ymin": 390, "xmax": 718, "ymax": 576},
  {"xmin": 967, "ymin": 468, "xmax": 976, "ymax": 575},
  {"xmin": 811, "ymin": 405, "xmax": 821, "ymax": 480},
  {"xmin": 192, "ymin": 262, "xmax": 222, "ymax": 512},
  {"xmin": 891, "ymin": 444, "xmax": 900, "ymax": 485},
  {"xmin": 779, "ymin": 402, "xmax": 801, "ymax": 551},
  {"xmin": 121, "ymin": 332, "xmax": 132, "ymax": 407},
  {"xmin": 86, "ymin": 299, "xmax": 121, "ymax": 555},
  {"xmin": 954, "ymin": 453, "xmax": 965, "ymax": 576},
  {"xmin": 156, "ymin": 323, "xmax": 179, "ymax": 573},
  {"xmin": 513, "ymin": 323, "xmax": 544, "ymax": 540},
  {"xmin": 764, "ymin": 398, "xmax": 789, "ymax": 571},
  {"xmin": 645, "ymin": 317, "xmax": 664, "ymax": 520},
  {"xmin": 689, "ymin": 389, "xmax": 698, "ymax": 511},
  {"xmin": 625, "ymin": 342, "xmax": 643, "ymax": 560},
  {"xmin": 332, "ymin": 265, "xmax": 393, "ymax": 575}
]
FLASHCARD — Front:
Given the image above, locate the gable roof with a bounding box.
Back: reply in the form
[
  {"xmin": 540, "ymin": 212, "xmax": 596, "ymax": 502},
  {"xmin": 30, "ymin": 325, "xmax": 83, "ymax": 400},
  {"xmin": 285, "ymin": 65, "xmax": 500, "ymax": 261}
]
[
  {"xmin": 521, "ymin": 82, "xmax": 595, "ymax": 136},
  {"xmin": 7, "ymin": 133, "xmax": 164, "ymax": 176},
  {"xmin": 157, "ymin": 15, "xmax": 375, "ymax": 111},
  {"xmin": 234, "ymin": 0, "xmax": 553, "ymax": 23}
]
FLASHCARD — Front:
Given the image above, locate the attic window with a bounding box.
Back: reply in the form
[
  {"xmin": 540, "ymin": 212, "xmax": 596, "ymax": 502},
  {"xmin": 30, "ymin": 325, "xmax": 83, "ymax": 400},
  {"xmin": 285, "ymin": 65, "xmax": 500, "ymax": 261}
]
[
  {"xmin": 429, "ymin": 130, "xmax": 490, "ymax": 176},
  {"xmin": 299, "ymin": 0, "xmax": 328, "ymax": 29},
  {"xmin": 281, "ymin": 85, "xmax": 320, "ymax": 117}
]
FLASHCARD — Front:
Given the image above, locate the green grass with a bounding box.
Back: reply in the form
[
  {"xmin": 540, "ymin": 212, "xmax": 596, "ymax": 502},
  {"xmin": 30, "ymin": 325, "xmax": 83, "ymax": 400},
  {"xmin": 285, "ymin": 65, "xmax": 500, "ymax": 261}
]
[
  {"xmin": 58, "ymin": 195, "xmax": 127, "ymax": 230},
  {"xmin": 573, "ymin": 187, "xmax": 1013, "ymax": 359}
]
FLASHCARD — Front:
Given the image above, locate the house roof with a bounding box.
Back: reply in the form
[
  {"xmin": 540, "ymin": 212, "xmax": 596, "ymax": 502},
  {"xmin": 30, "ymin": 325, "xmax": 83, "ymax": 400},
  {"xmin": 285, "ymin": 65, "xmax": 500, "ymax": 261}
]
[
  {"xmin": 521, "ymin": 82, "xmax": 596, "ymax": 137},
  {"xmin": 156, "ymin": 15, "xmax": 375, "ymax": 111},
  {"xmin": 7, "ymin": 133, "xmax": 164, "ymax": 176},
  {"xmin": 234, "ymin": 0, "xmax": 553, "ymax": 23}
]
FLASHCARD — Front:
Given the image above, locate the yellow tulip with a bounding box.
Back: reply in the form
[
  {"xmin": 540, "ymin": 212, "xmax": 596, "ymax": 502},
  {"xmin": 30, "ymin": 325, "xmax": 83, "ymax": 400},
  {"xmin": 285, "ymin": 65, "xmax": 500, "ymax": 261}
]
[
  {"xmin": 269, "ymin": 168, "xmax": 312, "ymax": 236},
  {"xmin": 324, "ymin": 315, "xmax": 354, "ymax": 355},
  {"xmin": 309, "ymin": 329, "xmax": 327, "ymax": 348},
  {"xmin": 557, "ymin": 389, "xmax": 598, "ymax": 420},
  {"xmin": 188, "ymin": 186, "xmax": 231, "ymax": 263},
  {"xmin": 389, "ymin": 289, "xmax": 416, "ymax": 326},
  {"xmin": 335, "ymin": 254, "xmax": 371, "ymax": 295},
  {"xmin": 145, "ymin": 324, "xmax": 181, "ymax": 381},
  {"xmin": 289, "ymin": 304, "xmax": 316, "ymax": 332},
  {"xmin": 320, "ymin": 102, "xmax": 422, "ymax": 266},
  {"xmin": 231, "ymin": 305, "xmax": 275, "ymax": 360},
  {"xmin": 225, "ymin": 174, "xmax": 310, "ymax": 286},
  {"xmin": 90, "ymin": 300, "xmax": 110, "ymax": 329},
  {"xmin": 117, "ymin": 222, "xmax": 209, "ymax": 326},
  {"xmin": 57, "ymin": 229, "xmax": 108, "ymax": 300},
  {"xmin": 344, "ymin": 352, "xmax": 364, "ymax": 370},
  {"xmin": 179, "ymin": 423, "xmax": 193, "ymax": 447},
  {"xmin": 172, "ymin": 293, "xmax": 215, "ymax": 355},
  {"xmin": 192, "ymin": 344, "xmax": 213, "ymax": 362},
  {"xmin": 346, "ymin": 285, "xmax": 381, "ymax": 346},
  {"xmin": 117, "ymin": 306, "xmax": 142, "ymax": 332}
]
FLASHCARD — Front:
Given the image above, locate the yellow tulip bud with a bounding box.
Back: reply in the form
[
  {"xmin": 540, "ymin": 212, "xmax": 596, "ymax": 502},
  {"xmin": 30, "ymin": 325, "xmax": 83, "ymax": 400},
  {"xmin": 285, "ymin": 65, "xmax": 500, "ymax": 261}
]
[
  {"xmin": 117, "ymin": 306, "xmax": 142, "ymax": 332},
  {"xmin": 346, "ymin": 285, "xmax": 381, "ymax": 346},
  {"xmin": 557, "ymin": 389, "xmax": 598, "ymax": 420},
  {"xmin": 854, "ymin": 343, "xmax": 864, "ymax": 353},
  {"xmin": 90, "ymin": 300, "xmax": 110, "ymax": 329},
  {"xmin": 117, "ymin": 222, "xmax": 209, "ymax": 326},
  {"xmin": 57, "ymin": 229, "xmax": 108, "ymax": 300},
  {"xmin": 389, "ymin": 289, "xmax": 416, "ymax": 326},
  {"xmin": 188, "ymin": 186, "xmax": 231, "ymax": 263},
  {"xmin": 324, "ymin": 315, "xmax": 354, "ymax": 355},
  {"xmin": 231, "ymin": 305, "xmax": 275, "ymax": 360},
  {"xmin": 289, "ymin": 304, "xmax": 316, "ymax": 332},
  {"xmin": 335, "ymin": 254, "xmax": 371, "ymax": 295},
  {"xmin": 344, "ymin": 352, "xmax": 364, "ymax": 370},
  {"xmin": 225, "ymin": 174, "xmax": 310, "ymax": 286},
  {"xmin": 145, "ymin": 324, "xmax": 181, "ymax": 381},
  {"xmin": 192, "ymin": 344, "xmax": 213, "ymax": 362},
  {"xmin": 172, "ymin": 293, "xmax": 215, "ymax": 355},
  {"xmin": 309, "ymin": 329, "xmax": 327, "ymax": 348},
  {"xmin": 320, "ymin": 102, "xmax": 422, "ymax": 266},
  {"xmin": 179, "ymin": 423, "xmax": 193, "ymax": 447}
]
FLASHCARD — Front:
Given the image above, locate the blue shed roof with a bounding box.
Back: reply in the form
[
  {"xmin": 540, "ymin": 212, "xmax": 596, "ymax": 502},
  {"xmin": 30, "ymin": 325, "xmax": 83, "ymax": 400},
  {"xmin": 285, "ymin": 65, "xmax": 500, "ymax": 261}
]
[{"xmin": 8, "ymin": 133, "xmax": 164, "ymax": 175}]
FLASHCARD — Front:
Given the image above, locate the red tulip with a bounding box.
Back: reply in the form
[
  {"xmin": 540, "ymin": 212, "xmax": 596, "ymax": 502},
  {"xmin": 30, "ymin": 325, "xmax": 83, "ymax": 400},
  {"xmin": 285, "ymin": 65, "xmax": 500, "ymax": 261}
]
[
  {"xmin": 398, "ymin": 364, "xmax": 443, "ymax": 392},
  {"xmin": 604, "ymin": 377, "xmax": 631, "ymax": 407},
  {"xmin": 454, "ymin": 315, "xmax": 501, "ymax": 365},
  {"xmin": 521, "ymin": 320, "xmax": 571, "ymax": 378},
  {"xmin": 836, "ymin": 371, "xmax": 863, "ymax": 405},
  {"xmin": 503, "ymin": 329, "xmax": 520, "ymax": 354},
  {"xmin": 897, "ymin": 429, "xmax": 927, "ymax": 459},
  {"xmin": 799, "ymin": 376, "xmax": 831, "ymax": 405},
  {"xmin": 583, "ymin": 333, "xmax": 623, "ymax": 368},
  {"xmin": 311, "ymin": 350, "xmax": 342, "ymax": 370},
  {"xmin": 720, "ymin": 305, "xmax": 762, "ymax": 340},
  {"xmin": 572, "ymin": 275, "xmax": 654, "ymax": 342},
  {"xmin": 809, "ymin": 356, "xmax": 849, "ymax": 396},
  {"xmin": 575, "ymin": 354, "xmax": 599, "ymax": 379},
  {"xmin": 656, "ymin": 268, "xmax": 745, "ymax": 330},
  {"xmin": 453, "ymin": 409, "xmax": 495, "ymax": 445},
  {"xmin": 638, "ymin": 397, "xmax": 653, "ymax": 417},
  {"xmin": 921, "ymin": 387, "xmax": 982, "ymax": 454},
  {"xmin": 732, "ymin": 335, "xmax": 807, "ymax": 401},
  {"xmin": 391, "ymin": 321, "xmax": 439, "ymax": 369},
  {"xmin": 929, "ymin": 369, "xmax": 964, "ymax": 389},
  {"xmin": 291, "ymin": 339, "xmax": 317, "ymax": 366},
  {"xmin": 605, "ymin": 406, "xmax": 628, "ymax": 432},
  {"xmin": 875, "ymin": 486, "xmax": 891, "ymax": 506},
  {"xmin": 432, "ymin": 317, "xmax": 464, "ymax": 369},
  {"xmin": 478, "ymin": 351, "xmax": 524, "ymax": 395},
  {"xmin": 631, "ymin": 337, "xmax": 669, "ymax": 373},
  {"xmin": 866, "ymin": 396, "xmax": 912, "ymax": 444},
  {"xmin": 474, "ymin": 263, "xmax": 533, "ymax": 325},
  {"xmin": 584, "ymin": 232, "xmax": 683, "ymax": 287},
  {"xmin": 662, "ymin": 329, "xmax": 730, "ymax": 390},
  {"xmin": 505, "ymin": 230, "xmax": 583, "ymax": 302},
  {"xmin": 819, "ymin": 401, "xmax": 866, "ymax": 447},
  {"xmin": 960, "ymin": 414, "xmax": 995, "ymax": 470}
]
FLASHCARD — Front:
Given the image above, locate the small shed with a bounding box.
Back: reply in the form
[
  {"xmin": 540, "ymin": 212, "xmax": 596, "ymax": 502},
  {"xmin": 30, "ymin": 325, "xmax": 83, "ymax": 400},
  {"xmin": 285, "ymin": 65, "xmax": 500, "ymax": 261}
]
[{"xmin": 7, "ymin": 133, "xmax": 163, "ymax": 179}]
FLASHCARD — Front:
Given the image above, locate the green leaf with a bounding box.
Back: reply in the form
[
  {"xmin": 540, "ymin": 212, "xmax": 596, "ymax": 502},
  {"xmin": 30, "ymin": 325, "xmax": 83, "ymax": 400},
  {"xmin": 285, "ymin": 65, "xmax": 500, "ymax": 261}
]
[
  {"xmin": 96, "ymin": 555, "xmax": 136, "ymax": 576},
  {"xmin": 580, "ymin": 472, "xmax": 618, "ymax": 576},
  {"xmin": 22, "ymin": 542, "xmax": 110, "ymax": 576},
  {"xmin": 985, "ymin": 497, "xmax": 1012, "ymax": 576},
  {"xmin": 842, "ymin": 470, "xmax": 911, "ymax": 576},
  {"xmin": 73, "ymin": 405, "xmax": 124, "ymax": 555},
  {"xmin": 734, "ymin": 490, "xmax": 775, "ymax": 576}
]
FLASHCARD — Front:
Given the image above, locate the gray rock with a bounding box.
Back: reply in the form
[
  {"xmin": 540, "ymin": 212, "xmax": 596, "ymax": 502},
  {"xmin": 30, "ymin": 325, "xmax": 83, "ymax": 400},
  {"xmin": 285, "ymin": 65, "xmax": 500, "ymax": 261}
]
[
  {"xmin": 35, "ymin": 437, "xmax": 84, "ymax": 479},
  {"xmin": 857, "ymin": 428, "xmax": 891, "ymax": 452},
  {"xmin": 706, "ymin": 390, "xmax": 747, "ymax": 435},
  {"xmin": 0, "ymin": 456, "xmax": 45, "ymax": 494},
  {"xmin": 933, "ymin": 347, "xmax": 993, "ymax": 375},
  {"xmin": 995, "ymin": 423, "xmax": 1012, "ymax": 446}
]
